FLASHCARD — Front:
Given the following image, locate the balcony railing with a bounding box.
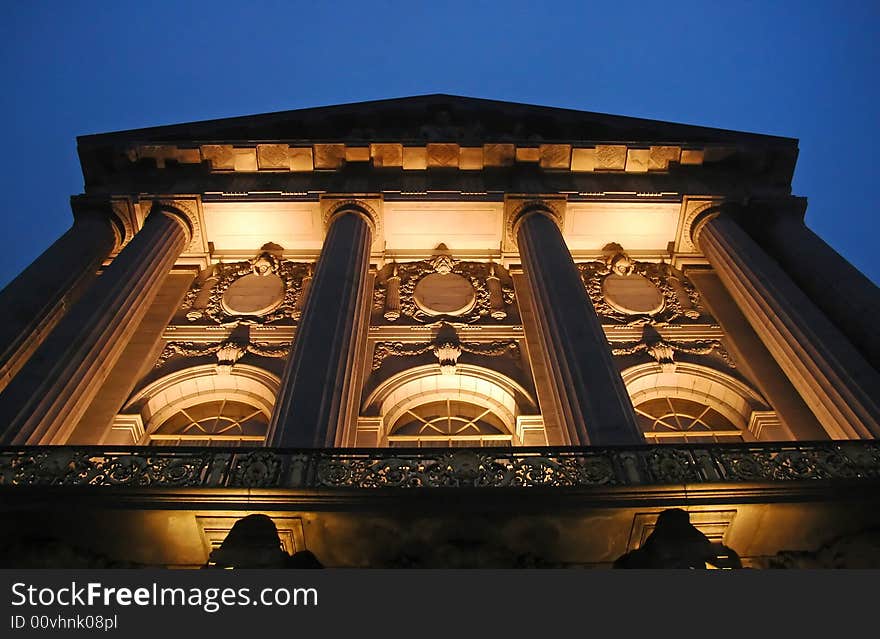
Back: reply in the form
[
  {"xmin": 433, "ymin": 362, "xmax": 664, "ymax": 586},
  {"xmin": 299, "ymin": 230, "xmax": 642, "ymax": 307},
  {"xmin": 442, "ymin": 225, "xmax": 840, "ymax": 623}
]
[{"xmin": 1, "ymin": 441, "xmax": 879, "ymax": 490}]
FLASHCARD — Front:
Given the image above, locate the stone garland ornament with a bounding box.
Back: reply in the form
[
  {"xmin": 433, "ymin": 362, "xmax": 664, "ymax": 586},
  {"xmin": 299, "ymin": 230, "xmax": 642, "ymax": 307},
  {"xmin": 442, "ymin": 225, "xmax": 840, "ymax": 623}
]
[
  {"xmin": 373, "ymin": 245, "xmax": 515, "ymax": 324},
  {"xmin": 181, "ymin": 248, "xmax": 312, "ymax": 325},
  {"xmin": 577, "ymin": 243, "xmax": 704, "ymax": 326},
  {"xmin": 371, "ymin": 339, "xmax": 521, "ymax": 371},
  {"xmin": 610, "ymin": 337, "xmax": 737, "ymax": 371},
  {"xmin": 155, "ymin": 338, "xmax": 292, "ymax": 370}
]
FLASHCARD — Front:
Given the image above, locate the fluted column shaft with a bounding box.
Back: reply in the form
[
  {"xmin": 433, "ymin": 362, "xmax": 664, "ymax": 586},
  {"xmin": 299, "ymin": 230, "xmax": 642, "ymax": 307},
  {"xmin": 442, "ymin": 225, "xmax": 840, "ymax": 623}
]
[
  {"xmin": 0, "ymin": 211, "xmax": 117, "ymax": 392},
  {"xmin": 740, "ymin": 201, "xmax": 880, "ymax": 371},
  {"xmin": 516, "ymin": 211, "xmax": 642, "ymax": 445},
  {"xmin": 268, "ymin": 211, "xmax": 372, "ymax": 447},
  {"xmin": 0, "ymin": 209, "xmax": 189, "ymax": 444},
  {"xmin": 696, "ymin": 212, "xmax": 880, "ymax": 439}
]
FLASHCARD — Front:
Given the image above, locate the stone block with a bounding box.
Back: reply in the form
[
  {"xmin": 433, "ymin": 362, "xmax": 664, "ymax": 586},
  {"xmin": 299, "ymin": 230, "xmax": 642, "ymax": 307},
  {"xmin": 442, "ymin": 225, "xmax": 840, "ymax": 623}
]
[
  {"xmin": 288, "ymin": 147, "xmax": 314, "ymax": 171},
  {"xmin": 625, "ymin": 149, "xmax": 650, "ymax": 172},
  {"xmin": 200, "ymin": 145, "xmax": 235, "ymax": 171},
  {"xmin": 482, "ymin": 143, "xmax": 515, "ymax": 166},
  {"xmin": 515, "ymin": 147, "xmax": 541, "ymax": 162},
  {"xmin": 459, "ymin": 147, "xmax": 483, "ymax": 170},
  {"xmin": 345, "ymin": 146, "xmax": 370, "ymax": 162},
  {"xmin": 313, "ymin": 144, "xmax": 346, "ymax": 169},
  {"xmin": 403, "ymin": 147, "xmax": 427, "ymax": 170},
  {"xmin": 256, "ymin": 144, "xmax": 289, "ymax": 170},
  {"xmin": 571, "ymin": 148, "xmax": 597, "ymax": 172},
  {"xmin": 680, "ymin": 149, "xmax": 704, "ymax": 165},
  {"xmin": 595, "ymin": 145, "xmax": 627, "ymax": 170},
  {"xmin": 649, "ymin": 146, "xmax": 681, "ymax": 170},
  {"xmin": 232, "ymin": 148, "xmax": 258, "ymax": 171},
  {"xmin": 426, "ymin": 143, "xmax": 460, "ymax": 168},
  {"xmin": 539, "ymin": 144, "xmax": 572, "ymax": 169},
  {"xmin": 371, "ymin": 143, "xmax": 403, "ymax": 167}
]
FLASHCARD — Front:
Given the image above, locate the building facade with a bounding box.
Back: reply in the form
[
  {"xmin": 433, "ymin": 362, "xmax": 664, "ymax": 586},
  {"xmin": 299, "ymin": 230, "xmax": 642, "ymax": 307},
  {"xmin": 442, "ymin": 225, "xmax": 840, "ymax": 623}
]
[{"xmin": 1, "ymin": 95, "xmax": 879, "ymax": 567}]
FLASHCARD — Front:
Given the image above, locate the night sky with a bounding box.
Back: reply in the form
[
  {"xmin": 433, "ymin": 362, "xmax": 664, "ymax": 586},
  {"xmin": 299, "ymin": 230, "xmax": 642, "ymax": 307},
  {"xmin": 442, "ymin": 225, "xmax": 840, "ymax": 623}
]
[{"xmin": 1, "ymin": 1, "xmax": 877, "ymax": 289}]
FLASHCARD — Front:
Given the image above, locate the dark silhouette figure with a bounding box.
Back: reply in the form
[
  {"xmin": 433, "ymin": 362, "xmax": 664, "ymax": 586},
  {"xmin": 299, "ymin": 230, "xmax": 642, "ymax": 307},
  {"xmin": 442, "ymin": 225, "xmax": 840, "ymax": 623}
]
[
  {"xmin": 614, "ymin": 508, "xmax": 742, "ymax": 569},
  {"xmin": 205, "ymin": 514, "xmax": 324, "ymax": 569}
]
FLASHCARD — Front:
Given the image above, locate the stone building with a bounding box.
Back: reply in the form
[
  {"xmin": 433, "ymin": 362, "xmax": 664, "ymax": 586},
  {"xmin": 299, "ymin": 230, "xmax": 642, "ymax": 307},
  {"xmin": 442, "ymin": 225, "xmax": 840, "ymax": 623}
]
[{"xmin": 1, "ymin": 95, "xmax": 879, "ymax": 568}]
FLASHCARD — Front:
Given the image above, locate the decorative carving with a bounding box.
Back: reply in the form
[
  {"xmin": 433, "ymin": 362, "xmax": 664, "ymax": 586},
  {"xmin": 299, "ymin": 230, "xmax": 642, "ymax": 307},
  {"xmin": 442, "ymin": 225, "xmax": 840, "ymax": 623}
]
[
  {"xmin": 374, "ymin": 246, "xmax": 515, "ymax": 324},
  {"xmin": 155, "ymin": 339, "xmax": 292, "ymax": 369},
  {"xmin": 433, "ymin": 342, "xmax": 462, "ymax": 375},
  {"xmin": 147, "ymin": 198, "xmax": 204, "ymax": 254},
  {"xmin": 611, "ymin": 333, "xmax": 736, "ymax": 370},
  {"xmin": 4, "ymin": 442, "xmax": 877, "ymax": 489},
  {"xmin": 371, "ymin": 342, "xmax": 434, "ymax": 371},
  {"xmin": 184, "ymin": 249, "xmax": 312, "ymax": 325},
  {"xmin": 371, "ymin": 338, "xmax": 520, "ymax": 371},
  {"xmin": 579, "ymin": 244, "xmax": 705, "ymax": 325}
]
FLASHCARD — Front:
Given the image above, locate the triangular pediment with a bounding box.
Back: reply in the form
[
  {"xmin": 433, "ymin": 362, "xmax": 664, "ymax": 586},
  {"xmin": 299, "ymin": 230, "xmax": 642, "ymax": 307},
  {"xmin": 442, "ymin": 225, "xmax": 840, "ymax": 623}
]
[{"xmin": 78, "ymin": 94, "xmax": 795, "ymax": 148}]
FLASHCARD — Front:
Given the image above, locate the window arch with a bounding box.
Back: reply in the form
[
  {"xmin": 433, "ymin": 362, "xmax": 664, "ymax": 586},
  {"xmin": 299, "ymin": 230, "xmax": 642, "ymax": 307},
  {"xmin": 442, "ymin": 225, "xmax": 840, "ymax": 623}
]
[
  {"xmin": 622, "ymin": 362, "xmax": 777, "ymax": 444},
  {"xmin": 361, "ymin": 364, "xmax": 540, "ymax": 447},
  {"xmin": 119, "ymin": 364, "xmax": 279, "ymax": 447}
]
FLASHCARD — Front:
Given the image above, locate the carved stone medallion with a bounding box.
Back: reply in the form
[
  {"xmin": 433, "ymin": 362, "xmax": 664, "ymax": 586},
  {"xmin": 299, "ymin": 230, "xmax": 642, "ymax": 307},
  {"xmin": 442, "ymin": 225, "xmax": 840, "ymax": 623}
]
[
  {"xmin": 413, "ymin": 273, "xmax": 477, "ymax": 316},
  {"xmin": 602, "ymin": 274, "xmax": 665, "ymax": 315},
  {"xmin": 221, "ymin": 273, "xmax": 285, "ymax": 316}
]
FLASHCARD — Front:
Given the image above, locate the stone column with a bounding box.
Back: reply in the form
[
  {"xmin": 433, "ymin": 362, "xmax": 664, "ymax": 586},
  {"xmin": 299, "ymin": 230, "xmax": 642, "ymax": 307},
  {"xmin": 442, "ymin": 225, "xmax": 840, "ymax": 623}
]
[
  {"xmin": 738, "ymin": 198, "xmax": 880, "ymax": 372},
  {"xmin": 694, "ymin": 209, "xmax": 880, "ymax": 439},
  {"xmin": 515, "ymin": 206, "xmax": 643, "ymax": 446},
  {"xmin": 0, "ymin": 206, "xmax": 190, "ymax": 445},
  {"xmin": 268, "ymin": 207, "xmax": 373, "ymax": 447},
  {"xmin": 688, "ymin": 270, "xmax": 827, "ymax": 440},
  {"xmin": 0, "ymin": 205, "xmax": 118, "ymax": 393}
]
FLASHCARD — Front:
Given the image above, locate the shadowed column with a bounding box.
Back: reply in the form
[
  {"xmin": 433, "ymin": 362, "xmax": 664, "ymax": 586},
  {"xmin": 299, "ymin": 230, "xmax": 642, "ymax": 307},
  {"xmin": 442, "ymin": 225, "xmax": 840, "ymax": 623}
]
[
  {"xmin": 738, "ymin": 198, "xmax": 880, "ymax": 372},
  {"xmin": 0, "ymin": 206, "xmax": 118, "ymax": 393},
  {"xmin": 268, "ymin": 209, "xmax": 372, "ymax": 447},
  {"xmin": 695, "ymin": 209, "xmax": 880, "ymax": 439},
  {"xmin": 515, "ymin": 207, "xmax": 642, "ymax": 445},
  {"xmin": 0, "ymin": 206, "xmax": 190, "ymax": 444}
]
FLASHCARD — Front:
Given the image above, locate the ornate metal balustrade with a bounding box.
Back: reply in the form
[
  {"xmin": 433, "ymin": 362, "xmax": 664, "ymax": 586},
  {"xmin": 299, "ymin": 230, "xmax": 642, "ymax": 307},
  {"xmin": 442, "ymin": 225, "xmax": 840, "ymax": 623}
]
[{"xmin": 1, "ymin": 442, "xmax": 880, "ymax": 490}]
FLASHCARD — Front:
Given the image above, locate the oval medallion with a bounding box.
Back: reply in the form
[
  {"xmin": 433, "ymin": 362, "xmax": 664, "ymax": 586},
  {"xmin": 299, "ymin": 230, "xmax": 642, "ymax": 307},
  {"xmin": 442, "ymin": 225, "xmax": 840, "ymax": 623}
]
[
  {"xmin": 601, "ymin": 273, "xmax": 664, "ymax": 315},
  {"xmin": 413, "ymin": 273, "xmax": 477, "ymax": 316},
  {"xmin": 221, "ymin": 273, "xmax": 285, "ymax": 316}
]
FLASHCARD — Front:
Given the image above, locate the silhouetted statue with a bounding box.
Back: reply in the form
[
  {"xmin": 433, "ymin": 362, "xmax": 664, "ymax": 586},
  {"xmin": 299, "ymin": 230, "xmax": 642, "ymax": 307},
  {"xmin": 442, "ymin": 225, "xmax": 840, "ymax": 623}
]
[
  {"xmin": 205, "ymin": 514, "xmax": 323, "ymax": 569},
  {"xmin": 613, "ymin": 509, "xmax": 742, "ymax": 569}
]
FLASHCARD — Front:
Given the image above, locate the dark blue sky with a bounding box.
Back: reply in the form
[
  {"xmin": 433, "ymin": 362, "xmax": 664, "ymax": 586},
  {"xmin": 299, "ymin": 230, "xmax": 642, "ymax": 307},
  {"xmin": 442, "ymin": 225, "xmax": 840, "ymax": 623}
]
[{"xmin": 1, "ymin": 1, "xmax": 877, "ymax": 288}]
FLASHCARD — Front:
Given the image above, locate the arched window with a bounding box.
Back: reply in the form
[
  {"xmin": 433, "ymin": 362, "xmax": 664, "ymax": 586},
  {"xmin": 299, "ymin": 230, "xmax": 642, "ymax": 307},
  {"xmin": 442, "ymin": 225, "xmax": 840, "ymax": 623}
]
[
  {"xmin": 635, "ymin": 396, "xmax": 744, "ymax": 444},
  {"xmin": 360, "ymin": 364, "xmax": 540, "ymax": 447},
  {"xmin": 117, "ymin": 364, "xmax": 279, "ymax": 447},
  {"xmin": 148, "ymin": 398, "xmax": 269, "ymax": 447},
  {"xmin": 622, "ymin": 362, "xmax": 780, "ymax": 444},
  {"xmin": 388, "ymin": 398, "xmax": 511, "ymax": 447}
]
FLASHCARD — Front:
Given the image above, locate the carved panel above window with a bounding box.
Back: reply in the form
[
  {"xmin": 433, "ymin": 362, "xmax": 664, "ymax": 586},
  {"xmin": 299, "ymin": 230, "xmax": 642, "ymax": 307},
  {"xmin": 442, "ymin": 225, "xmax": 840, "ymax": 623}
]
[
  {"xmin": 373, "ymin": 244, "xmax": 515, "ymax": 325},
  {"xmin": 180, "ymin": 244, "xmax": 312, "ymax": 325},
  {"xmin": 578, "ymin": 243, "xmax": 706, "ymax": 325}
]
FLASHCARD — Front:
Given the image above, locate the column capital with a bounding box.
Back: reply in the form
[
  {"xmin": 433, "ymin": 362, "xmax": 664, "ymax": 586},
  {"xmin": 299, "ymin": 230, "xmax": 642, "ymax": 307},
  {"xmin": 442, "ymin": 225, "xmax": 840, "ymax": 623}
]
[
  {"xmin": 146, "ymin": 200, "xmax": 196, "ymax": 245},
  {"xmin": 504, "ymin": 197, "xmax": 566, "ymax": 250},
  {"xmin": 70, "ymin": 195, "xmax": 129, "ymax": 251},
  {"xmin": 320, "ymin": 196, "xmax": 383, "ymax": 250}
]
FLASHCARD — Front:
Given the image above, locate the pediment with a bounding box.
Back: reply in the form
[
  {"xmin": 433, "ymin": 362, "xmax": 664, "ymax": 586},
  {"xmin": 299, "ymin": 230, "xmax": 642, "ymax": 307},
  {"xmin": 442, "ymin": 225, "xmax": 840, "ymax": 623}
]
[{"xmin": 78, "ymin": 94, "xmax": 795, "ymax": 148}]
